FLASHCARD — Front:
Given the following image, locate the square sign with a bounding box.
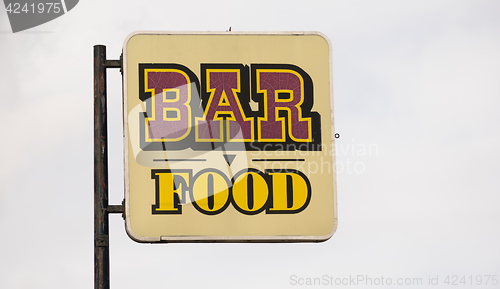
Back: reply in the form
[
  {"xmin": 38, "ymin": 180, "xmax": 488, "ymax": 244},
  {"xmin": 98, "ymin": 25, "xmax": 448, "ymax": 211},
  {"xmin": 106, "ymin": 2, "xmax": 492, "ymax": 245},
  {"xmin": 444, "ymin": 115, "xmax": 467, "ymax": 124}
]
[{"xmin": 123, "ymin": 32, "xmax": 337, "ymax": 242}]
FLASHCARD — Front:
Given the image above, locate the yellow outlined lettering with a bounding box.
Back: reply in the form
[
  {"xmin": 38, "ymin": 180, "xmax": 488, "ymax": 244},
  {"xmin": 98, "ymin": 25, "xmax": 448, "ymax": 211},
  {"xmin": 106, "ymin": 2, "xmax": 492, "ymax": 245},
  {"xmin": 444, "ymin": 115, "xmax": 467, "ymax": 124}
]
[
  {"xmin": 195, "ymin": 68, "xmax": 254, "ymax": 142},
  {"xmin": 256, "ymin": 69, "xmax": 312, "ymax": 143},
  {"xmin": 144, "ymin": 69, "xmax": 192, "ymax": 142}
]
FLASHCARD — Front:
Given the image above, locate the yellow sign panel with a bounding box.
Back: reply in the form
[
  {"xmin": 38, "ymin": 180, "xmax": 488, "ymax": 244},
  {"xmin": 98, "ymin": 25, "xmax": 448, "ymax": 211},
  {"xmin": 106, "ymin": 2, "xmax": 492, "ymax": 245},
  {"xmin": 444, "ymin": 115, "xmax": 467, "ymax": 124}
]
[{"xmin": 123, "ymin": 32, "xmax": 337, "ymax": 242}]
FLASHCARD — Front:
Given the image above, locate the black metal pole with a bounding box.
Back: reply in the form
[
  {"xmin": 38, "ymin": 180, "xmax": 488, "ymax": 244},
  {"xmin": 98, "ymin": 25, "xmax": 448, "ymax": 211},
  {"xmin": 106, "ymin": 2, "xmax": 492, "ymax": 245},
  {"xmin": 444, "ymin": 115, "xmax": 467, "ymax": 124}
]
[{"xmin": 94, "ymin": 45, "xmax": 110, "ymax": 289}]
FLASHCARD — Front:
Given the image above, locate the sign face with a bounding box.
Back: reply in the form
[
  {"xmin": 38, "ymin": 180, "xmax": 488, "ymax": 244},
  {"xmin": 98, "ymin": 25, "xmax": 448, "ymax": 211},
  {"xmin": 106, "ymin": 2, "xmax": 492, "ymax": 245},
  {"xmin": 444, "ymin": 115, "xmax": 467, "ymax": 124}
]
[{"xmin": 123, "ymin": 32, "xmax": 337, "ymax": 242}]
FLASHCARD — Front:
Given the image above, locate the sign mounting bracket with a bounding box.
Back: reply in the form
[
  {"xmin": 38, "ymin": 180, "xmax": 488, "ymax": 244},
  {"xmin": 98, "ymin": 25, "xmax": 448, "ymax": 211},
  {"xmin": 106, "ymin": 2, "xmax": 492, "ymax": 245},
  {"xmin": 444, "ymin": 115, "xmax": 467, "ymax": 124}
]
[{"xmin": 94, "ymin": 44, "xmax": 123, "ymax": 289}]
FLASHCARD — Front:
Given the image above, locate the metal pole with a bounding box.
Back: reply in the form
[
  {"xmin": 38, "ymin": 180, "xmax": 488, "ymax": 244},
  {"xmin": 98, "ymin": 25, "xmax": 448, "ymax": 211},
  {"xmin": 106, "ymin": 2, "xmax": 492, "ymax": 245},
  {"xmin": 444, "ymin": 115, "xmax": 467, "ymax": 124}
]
[{"xmin": 94, "ymin": 45, "xmax": 110, "ymax": 289}]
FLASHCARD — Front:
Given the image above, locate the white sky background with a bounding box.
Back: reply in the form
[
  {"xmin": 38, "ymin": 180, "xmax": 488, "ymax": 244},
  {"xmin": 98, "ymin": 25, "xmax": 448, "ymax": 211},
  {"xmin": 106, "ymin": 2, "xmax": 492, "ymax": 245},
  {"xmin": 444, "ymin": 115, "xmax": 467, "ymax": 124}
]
[{"xmin": 0, "ymin": 0, "xmax": 499, "ymax": 288}]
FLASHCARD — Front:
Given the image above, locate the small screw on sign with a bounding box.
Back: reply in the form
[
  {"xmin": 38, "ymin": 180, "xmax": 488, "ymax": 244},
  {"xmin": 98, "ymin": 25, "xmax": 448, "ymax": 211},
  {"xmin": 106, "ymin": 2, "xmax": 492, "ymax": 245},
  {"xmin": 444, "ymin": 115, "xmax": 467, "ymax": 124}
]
[{"xmin": 335, "ymin": 133, "xmax": 340, "ymax": 139}]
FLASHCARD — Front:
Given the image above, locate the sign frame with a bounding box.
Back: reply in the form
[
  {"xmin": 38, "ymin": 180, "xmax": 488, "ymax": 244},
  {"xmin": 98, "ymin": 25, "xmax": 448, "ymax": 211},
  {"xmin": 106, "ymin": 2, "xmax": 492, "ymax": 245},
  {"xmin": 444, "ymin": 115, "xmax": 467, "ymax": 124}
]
[{"xmin": 122, "ymin": 31, "xmax": 337, "ymax": 243}]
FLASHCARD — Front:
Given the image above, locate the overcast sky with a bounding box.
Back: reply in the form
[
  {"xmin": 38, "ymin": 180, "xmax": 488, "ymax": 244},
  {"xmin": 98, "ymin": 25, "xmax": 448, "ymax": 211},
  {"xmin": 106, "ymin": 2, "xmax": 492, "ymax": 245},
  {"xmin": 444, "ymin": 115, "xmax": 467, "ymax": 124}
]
[{"xmin": 1, "ymin": 0, "xmax": 499, "ymax": 288}]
